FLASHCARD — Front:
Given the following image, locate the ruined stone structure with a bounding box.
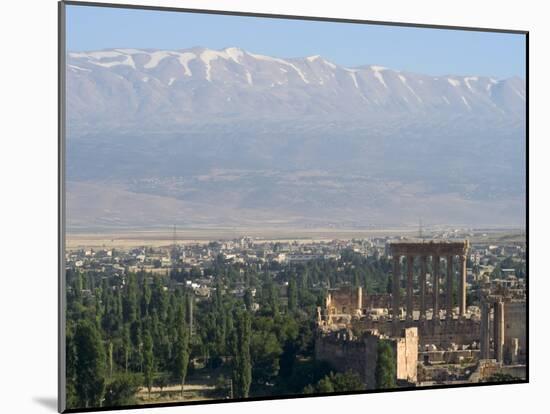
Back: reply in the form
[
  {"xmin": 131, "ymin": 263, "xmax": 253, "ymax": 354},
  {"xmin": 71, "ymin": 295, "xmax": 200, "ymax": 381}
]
[
  {"xmin": 390, "ymin": 240, "xmax": 470, "ymax": 322},
  {"xmin": 353, "ymin": 318, "xmax": 480, "ymax": 348},
  {"xmin": 314, "ymin": 238, "xmax": 527, "ymax": 386},
  {"xmin": 480, "ymin": 296, "xmax": 526, "ymax": 364},
  {"xmin": 315, "ymin": 327, "xmax": 418, "ymax": 389},
  {"xmin": 324, "ymin": 286, "xmax": 363, "ymax": 324}
]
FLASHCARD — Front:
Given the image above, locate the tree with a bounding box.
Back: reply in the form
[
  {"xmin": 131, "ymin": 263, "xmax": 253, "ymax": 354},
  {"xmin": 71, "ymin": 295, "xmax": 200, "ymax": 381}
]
[
  {"xmin": 288, "ymin": 278, "xmax": 298, "ymax": 313},
  {"xmin": 122, "ymin": 274, "xmax": 138, "ymax": 324},
  {"xmin": 232, "ymin": 311, "xmax": 252, "ymax": 398},
  {"xmin": 154, "ymin": 372, "xmax": 170, "ymax": 396},
  {"xmin": 279, "ymin": 341, "xmax": 298, "ymax": 379},
  {"xmin": 107, "ymin": 340, "xmax": 114, "ymax": 379},
  {"xmin": 140, "ymin": 276, "xmax": 151, "ymax": 318},
  {"xmin": 72, "ymin": 271, "xmax": 83, "ymax": 300},
  {"xmin": 73, "ymin": 320, "xmax": 106, "ymax": 408},
  {"xmin": 121, "ymin": 325, "xmax": 131, "ymax": 373},
  {"xmin": 65, "ymin": 324, "xmax": 78, "ymax": 408},
  {"xmin": 250, "ymin": 330, "xmax": 282, "ymax": 383},
  {"xmin": 104, "ymin": 373, "xmax": 139, "ymax": 407},
  {"xmin": 173, "ymin": 323, "xmax": 190, "ymax": 397},
  {"xmin": 244, "ymin": 289, "xmax": 253, "ymax": 311},
  {"xmin": 269, "ymin": 283, "xmax": 280, "ymax": 316},
  {"xmin": 316, "ymin": 375, "xmax": 335, "ymax": 393},
  {"xmin": 305, "ymin": 371, "xmax": 363, "ymax": 394},
  {"xmin": 142, "ymin": 331, "xmax": 154, "ymax": 398},
  {"xmin": 329, "ymin": 370, "xmax": 364, "ymax": 391},
  {"xmin": 375, "ymin": 340, "xmax": 396, "ymax": 389},
  {"xmin": 386, "ymin": 275, "xmax": 393, "ymax": 294},
  {"xmin": 485, "ymin": 373, "xmax": 522, "ymax": 382}
]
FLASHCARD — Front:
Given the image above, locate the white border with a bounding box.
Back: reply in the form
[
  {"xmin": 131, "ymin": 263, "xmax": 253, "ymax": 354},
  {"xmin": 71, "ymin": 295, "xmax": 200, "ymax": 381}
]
[{"xmin": 1, "ymin": 1, "xmax": 545, "ymax": 414}]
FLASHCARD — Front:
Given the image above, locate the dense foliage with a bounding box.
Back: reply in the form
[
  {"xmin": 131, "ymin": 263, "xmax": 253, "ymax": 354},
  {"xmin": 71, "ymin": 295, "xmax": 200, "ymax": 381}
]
[
  {"xmin": 65, "ymin": 250, "xmax": 393, "ymax": 408},
  {"xmin": 375, "ymin": 340, "xmax": 397, "ymax": 389}
]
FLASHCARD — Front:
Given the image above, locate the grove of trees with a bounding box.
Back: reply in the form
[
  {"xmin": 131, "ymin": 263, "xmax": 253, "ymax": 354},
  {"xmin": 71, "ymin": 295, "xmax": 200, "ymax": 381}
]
[{"xmin": 65, "ymin": 248, "xmax": 393, "ymax": 409}]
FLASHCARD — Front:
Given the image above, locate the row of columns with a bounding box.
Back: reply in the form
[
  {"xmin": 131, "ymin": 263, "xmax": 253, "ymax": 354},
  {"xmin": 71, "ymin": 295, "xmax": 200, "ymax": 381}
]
[{"xmin": 392, "ymin": 254, "xmax": 467, "ymax": 322}]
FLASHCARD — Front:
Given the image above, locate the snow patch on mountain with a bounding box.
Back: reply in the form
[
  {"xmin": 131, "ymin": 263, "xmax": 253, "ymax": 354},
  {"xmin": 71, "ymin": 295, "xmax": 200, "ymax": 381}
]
[
  {"xmin": 399, "ymin": 74, "xmax": 422, "ymax": 103},
  {"xmin": 448, "ymin": 78, "xmax": 460, "ymax": 87},
  {"xmin": 464, "ymin": 76, "xmax": 479, "ymax": 92},
  {"xmin": 177, "ymin": 53, "xmax": 196, "ymax": 76},
  {"xmin": 144, "ymin": 51, "xmax": 173, "ymax": 69},
  {"xmin": 66, "ymin": 46, "xmax": 526, "ymax": 125},
  {"xmin": 371, "ymin": 66, "xmax": 388, "ymax": 88},
  {"xmin": 248, "ymin": 52, "xmax": 309, "ymax": 84}
]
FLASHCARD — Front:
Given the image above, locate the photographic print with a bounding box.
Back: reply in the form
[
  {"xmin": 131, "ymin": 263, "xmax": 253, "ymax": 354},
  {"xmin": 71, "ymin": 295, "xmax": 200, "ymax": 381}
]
[{"xmin": 60, "ymin": 1, "xmax": 527, "ymax": 411}]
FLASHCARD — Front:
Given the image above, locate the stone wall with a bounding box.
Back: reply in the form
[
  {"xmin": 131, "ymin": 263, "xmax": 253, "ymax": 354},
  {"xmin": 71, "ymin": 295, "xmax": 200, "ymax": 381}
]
[
  {"xmin": 395, "ymin": 327, "xmax": 418, "ymax": 383},
  {"xmin": 315, "ymin": 328, "xmax": 418, "ymax": 389},
  {"xmin": 366, "ymin": 293, "xmax": 455, "ymax": 310},
  {"xmin": 504, "ymin": 301, "xmax": 527, "ymax": 363},
  {"xmin": 471, "ymin": 359, "xmax": 527, "ymax": 381},
  {"xmin": 353, "ymin": 319, "xmax": 480, "ymax": 348},
  {"xmin": 363, "ymin": 293, "xmax": 391, "ymax": 309},
  {"xmin": 315, "ymin": 331, "xmax": 379, "ymax": 389},
  {"xmin": 326, "ymin": 286, "xmax": 363, "ymax": 316},
  {"xmin": 419, "ymin": 349, "xmax": 479, "ymax": 364}
]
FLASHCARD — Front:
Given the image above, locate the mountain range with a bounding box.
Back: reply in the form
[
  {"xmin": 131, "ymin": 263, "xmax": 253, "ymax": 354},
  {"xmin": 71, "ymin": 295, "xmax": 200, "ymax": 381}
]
[
  {"xmin": 65, "ymin": 47, "xmax": 526, "ymax": 231},
  {"xmin": 67, "ymin": 47, "xmax": 525, "ymax": 129}
]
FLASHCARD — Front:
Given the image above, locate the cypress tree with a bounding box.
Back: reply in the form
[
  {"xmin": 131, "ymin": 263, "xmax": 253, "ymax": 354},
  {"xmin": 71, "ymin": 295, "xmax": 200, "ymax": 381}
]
[
  {"xmin": 73, "ymin": 320, "xmax": 106, "ymax": 408},
  {"xmin": 288, "ymin": 278, "xmax": 298, "ymax": 313},
  {"xmin": 142, "ymin": 331, "xmax": 154, "ymax": 398},
  {"xmin": 375, "ymin": 340, "xmax": 396, "ymax": 389},
  {"xmin": 173, "ymin": 322, "xmax": 190, "ymax": 397},
  {"xmin": 232, "ymin": 311, "xmax": 252, "ymax": 398}
]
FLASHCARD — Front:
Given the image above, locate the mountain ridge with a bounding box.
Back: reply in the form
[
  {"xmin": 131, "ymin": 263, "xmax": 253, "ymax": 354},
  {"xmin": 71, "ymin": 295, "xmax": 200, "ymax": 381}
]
[{"xmin": 67, "ymin": 46, "xmax": 526, "ymax": 130}]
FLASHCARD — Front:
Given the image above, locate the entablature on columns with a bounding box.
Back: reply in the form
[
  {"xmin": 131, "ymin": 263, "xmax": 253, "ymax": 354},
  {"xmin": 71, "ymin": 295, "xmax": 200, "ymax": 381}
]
[{"xmin": 390, "ymin": 240, "xmax": 469, "ymax": 257}]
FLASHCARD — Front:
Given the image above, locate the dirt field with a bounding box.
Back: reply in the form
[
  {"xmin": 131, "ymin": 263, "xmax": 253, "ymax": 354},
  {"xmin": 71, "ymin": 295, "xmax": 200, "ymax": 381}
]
[
  {"xmin": 65, "ymin": 226, "xmax": 525, "ymax": 250},
  {"xmin": 65, "ymin": 227, "xmax": 420, "ymax": 249},
  {"xmin": 136, "ymin": 383, "xmax": 219, "ymax": 404}
]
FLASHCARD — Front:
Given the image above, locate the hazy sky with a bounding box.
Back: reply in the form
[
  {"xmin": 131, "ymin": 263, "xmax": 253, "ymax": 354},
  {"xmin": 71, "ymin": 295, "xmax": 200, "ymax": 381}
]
[{"xmin": 66, "ymin": 4, "xmax": 526, "ymax": 79}]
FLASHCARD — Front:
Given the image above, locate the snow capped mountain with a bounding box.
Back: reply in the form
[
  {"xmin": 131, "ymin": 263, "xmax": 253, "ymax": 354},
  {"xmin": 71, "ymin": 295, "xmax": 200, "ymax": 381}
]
[
  {"xmin": 65, "ymin": 47, "xmax": 526, "ymax": 230},
  {"xmin": 66, "ymin": 47, "xmax": 525, "ymax": 129}
]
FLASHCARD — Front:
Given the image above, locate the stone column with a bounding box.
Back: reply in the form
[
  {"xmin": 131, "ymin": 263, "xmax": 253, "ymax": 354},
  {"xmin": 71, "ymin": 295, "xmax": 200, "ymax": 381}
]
[
  {"xmin": 432, "ymin": 255, "xmax": 440, "ymax": 322},
  {"xmin": 392, "ymin": 255, "xmax": 401, "ymax": 323},
  {"xmin": 420, "ymin": 256, "xmax": 427, "ymax": 319},
  {"xmin": 459, "ymin": 254, "xmax": 467, "ymax": 317},
  {"xmin": 480, "ymin": 301, "xmax": 491, "ymax": 359},
  {"xmin": 446, "ymin": 255, "xmax": 454, "ymax": 320},
  {"xmin": 357, "ymin": 286, "xmax": 363, "ymax": 313},
  {"xmin": 494, "ymin": 301, "xmax": 505, "ymax": 362},
  {"xmin": 406, "ymin": 255, "xmax": 414, "ymax": 320}
]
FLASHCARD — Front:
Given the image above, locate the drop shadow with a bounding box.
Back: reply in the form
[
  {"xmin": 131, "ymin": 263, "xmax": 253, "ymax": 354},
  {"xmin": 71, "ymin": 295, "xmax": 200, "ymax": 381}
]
[{"xmin": 33, "ymin": 396, "xmax": 58, "ymax": 412}]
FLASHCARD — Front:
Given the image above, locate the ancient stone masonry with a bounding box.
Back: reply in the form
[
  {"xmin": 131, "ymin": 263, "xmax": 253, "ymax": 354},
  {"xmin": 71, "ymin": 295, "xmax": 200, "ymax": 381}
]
[
  {"xmin": 315, "ymin": 327, "xmax": 418, "ymax": 389},
  {"xmin": 390, "ymin": 240, "xmax": 469, "ymax": 323},
  {"xmin": 322, "ymin": 286, "xmax": 364, "ymax": 325},
  {"xmin": 314, "ymin": 238, "xmax": 527, "ymax": 386},
  {"xmin": 480, "ymin": 295, "xmax": 526, "ymax": 364},
  {"xmin": 353, "ymin": 318, "xmax": 480, "ymax": 348}
]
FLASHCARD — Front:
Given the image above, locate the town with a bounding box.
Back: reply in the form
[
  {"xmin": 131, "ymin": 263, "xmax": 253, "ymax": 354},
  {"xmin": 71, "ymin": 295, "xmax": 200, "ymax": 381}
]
[{"xmin": 64, "ymin": 228, "xmax": 526, "ymax": 407}]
